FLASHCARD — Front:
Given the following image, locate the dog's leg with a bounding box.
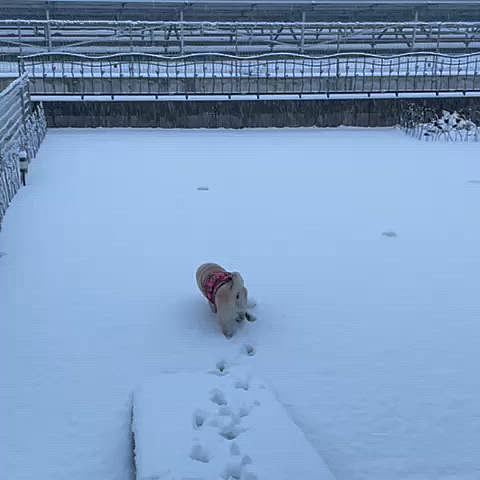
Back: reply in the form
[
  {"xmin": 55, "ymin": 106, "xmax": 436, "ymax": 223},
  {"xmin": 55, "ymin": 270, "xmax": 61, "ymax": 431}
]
[
  {"xmin": 217, "ymin": 302, "xmax": 235, "ymax": 338},
  {"xmin": 209, "ymin": 301, "xmax": 217, "ymax": 314}
]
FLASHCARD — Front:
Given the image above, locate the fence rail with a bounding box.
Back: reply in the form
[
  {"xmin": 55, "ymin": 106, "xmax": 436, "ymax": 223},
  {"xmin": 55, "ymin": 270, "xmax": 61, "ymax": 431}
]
[
  {"xmin": 4, "ymin": 19, "xmax": 480, "ymax": 77},
  {"xmin": 0, "ymin": 74, "xmax": 46, "ymax": 228},
  {"xmin": 2, "ymin": 20, "xmax": 480, "ymax": 61},
  {"xmin": 19, "ymin": 51, "xmax": 480, "ymax": 97}
]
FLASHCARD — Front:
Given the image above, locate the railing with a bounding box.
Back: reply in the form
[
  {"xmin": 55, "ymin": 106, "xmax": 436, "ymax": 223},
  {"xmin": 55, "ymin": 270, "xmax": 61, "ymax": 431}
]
[
  {"xmin": 2, "ymin": 20, "xmax": 480, "ymax": 61},
  {"xmin": 19, "ymin": 51, "xmax": 480, "ymax": 97},
  {"xmin": 4, "ymin": 19, "xmax": 480, "ymax": 77},
  {"xmin": 0, "ymin": 74, "xmax": 47, "ymax": 228}
]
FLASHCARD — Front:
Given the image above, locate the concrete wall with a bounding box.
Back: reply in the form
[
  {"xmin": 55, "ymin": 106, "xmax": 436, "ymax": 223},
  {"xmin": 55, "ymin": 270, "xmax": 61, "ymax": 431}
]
[{"xmin": 39, "ymin": 97, "xmax": 480, "ymax": 128}]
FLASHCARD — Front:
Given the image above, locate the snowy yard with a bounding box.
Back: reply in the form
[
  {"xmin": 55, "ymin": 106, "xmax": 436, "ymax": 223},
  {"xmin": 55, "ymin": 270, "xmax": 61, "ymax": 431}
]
[{"xmin": 1, "ymin": 127, "xmax": 479, "ymax": 480}]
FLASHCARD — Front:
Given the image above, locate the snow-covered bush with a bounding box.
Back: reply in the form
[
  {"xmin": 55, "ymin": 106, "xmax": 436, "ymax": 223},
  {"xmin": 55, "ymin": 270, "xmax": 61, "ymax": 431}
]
[{"xmin": 400, "ymin": 104, "xmax": 480, "ymax": 142}]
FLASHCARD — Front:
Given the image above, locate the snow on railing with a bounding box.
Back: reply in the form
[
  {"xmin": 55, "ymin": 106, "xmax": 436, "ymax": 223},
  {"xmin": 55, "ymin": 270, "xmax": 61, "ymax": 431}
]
[
  {"xmin": 18, "ymin": 51, "xmax": 480, "ymax": 97},
  {"xmin": 0, "ymin": 74, "xmax": 47, "ymax": 228}
]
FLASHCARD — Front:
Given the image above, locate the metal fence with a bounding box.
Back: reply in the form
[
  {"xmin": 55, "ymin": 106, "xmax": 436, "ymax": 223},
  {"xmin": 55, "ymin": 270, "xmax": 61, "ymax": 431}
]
[
  {"xmin": 19, "ymin": 51, "xmax": 480, "ymax": 97},
  {"xmin": 4, "ymin": 19, "xmax": 480, "ymax": 79},
  {"xmin": 3, "ymin": 20, "xmax": 480, "ymax": 59},
  {"xmin": 0, "ymin": 74, "xmax": 47, "ymax": 228}
]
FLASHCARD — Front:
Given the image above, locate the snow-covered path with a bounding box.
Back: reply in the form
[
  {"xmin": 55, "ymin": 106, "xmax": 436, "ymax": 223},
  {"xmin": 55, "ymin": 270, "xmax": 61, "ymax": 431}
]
[{"xmin": 1, "ymin": 128, "xmax": 479, "ymax": 480}]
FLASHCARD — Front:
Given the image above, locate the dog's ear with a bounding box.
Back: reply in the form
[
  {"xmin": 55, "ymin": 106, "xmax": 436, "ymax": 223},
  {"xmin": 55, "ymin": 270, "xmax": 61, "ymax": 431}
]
[
  {"xmin": 236, "ymin": 286, "xmax": 248, "ymax": 309},
  {"xmin": 230, "ymin": 272, "xmax": 244, "ymax": 290}
]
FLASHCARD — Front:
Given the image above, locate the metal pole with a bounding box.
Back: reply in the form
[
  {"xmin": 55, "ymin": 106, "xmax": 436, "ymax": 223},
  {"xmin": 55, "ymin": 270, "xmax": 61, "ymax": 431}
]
[
  {"xmin": 235, "ymin": 25, "xmax": 238, "ymax": 55},
  {"xmin": 180, "ymin": 11, "xmax": 184, "ymax": 54},
  {"xmin": 17, "ymin": 22, "xmax": 22, "ymax": 56},
  {"xmin": 301, "ymin": 11, "xmax": 306, "ymax": 54},
  {"xmin": 46, "ymin": 8, "xmax": 52, "ymax": 51},
  {"xmin": 412, "ymin": 10, "xmax": 418, "ymax": 51}
]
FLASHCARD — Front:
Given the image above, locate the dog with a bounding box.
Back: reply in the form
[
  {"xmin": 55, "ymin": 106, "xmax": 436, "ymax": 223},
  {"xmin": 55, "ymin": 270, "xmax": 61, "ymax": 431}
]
[{"xmin": 196, "ymin": 263, "xmax": 254, "ymax": 337}]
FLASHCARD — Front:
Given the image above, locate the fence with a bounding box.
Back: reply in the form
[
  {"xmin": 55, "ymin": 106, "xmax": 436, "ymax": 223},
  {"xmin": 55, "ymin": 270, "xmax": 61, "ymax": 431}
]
[
  {"xmin": 3, "ymin": 20, "xmax": 480, "ymax": 60},
  {"xmin": 0, "ymin": 74, "xmax": 47, "ymax": 228},
  {"xmin": 19, "ymin": 51, "xmax": 480, "ymax": 97}
]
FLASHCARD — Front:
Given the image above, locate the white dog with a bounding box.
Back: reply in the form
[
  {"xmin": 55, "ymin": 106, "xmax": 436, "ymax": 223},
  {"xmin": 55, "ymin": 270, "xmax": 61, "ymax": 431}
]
[{"xmin": 196, "ymin": 263, "xmax": 255, "ymax": 337}]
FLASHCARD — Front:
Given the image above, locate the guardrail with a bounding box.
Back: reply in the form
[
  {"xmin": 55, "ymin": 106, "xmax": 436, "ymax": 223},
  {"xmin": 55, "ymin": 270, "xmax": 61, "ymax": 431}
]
[
  {"xmin": 0, "ymin": 74, "xmax": 46, "ymax": 228},
  {"xmin": 19, "ymin": 51, "xmax": 480, "ymax": 97}
]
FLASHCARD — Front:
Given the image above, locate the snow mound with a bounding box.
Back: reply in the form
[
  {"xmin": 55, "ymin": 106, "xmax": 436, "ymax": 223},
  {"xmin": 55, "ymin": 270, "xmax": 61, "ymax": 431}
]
[{"xmin": 133, "ymin": 368, "xmax": 335, "ymax": 480}]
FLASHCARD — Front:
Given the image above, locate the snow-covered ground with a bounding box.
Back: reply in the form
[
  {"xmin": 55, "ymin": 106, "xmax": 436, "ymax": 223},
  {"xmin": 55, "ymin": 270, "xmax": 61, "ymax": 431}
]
[
  {"xmin": 133, "ymin": 371, "xmax": 335, "ymax": 480},
  {"xmin": 1, "ymin": 127, "xmax": 479, "ymax": 480}
]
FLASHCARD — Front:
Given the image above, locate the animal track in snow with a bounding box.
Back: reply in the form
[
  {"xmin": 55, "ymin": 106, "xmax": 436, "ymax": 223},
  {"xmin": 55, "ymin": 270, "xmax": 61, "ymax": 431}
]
[
  {"xmin": 221, "ymin": 461, "xmax": 242, "ymax": 480},
  {"xmin": 244, "ymin": 344, "xmax": 255, "ymax": 356},
  {"xmin": 221, "ymin": 456, "xmax": 254, "ymax": 480},
  {"xmin": 189, "ymin": 444, "xmax": 210, "ymax": 463},
  {"xmin": 238, "ymin": 405, "xmax": 251, "ymax": 418},
  {"xmin": 234, "ymin": 379, "xmax": 249, "ymax": 391},
  {"xmin": 218, "ymin": 406, "xmax": 234, "ymax": 417},
  {"xmin": 216, "ymin": 360, "xmax": 228, "ymax": 374},
  {"xmin": 210, "ymin": 389, "xmax": 227, "ymax": 406},
  {"xmin": 192, "ymin": 409, "xmax": 207, "ymax": 429},
  {"xmin": 230, "ymin": 442, "xmax": 241, "ymax": 456},
  {"xmin": 382, "ymin": 230, "xmax": 397, "ymax": 238},
  {"xmin": 219, "ymin": 423, "xmax": 245, "ymax": 440}
]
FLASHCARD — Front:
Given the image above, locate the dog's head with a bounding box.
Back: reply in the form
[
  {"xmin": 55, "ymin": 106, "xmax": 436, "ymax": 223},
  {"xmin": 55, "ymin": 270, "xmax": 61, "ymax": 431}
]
[{"xmin": 231, "ymin": 272, "xmax": 248, "ymax": 312}]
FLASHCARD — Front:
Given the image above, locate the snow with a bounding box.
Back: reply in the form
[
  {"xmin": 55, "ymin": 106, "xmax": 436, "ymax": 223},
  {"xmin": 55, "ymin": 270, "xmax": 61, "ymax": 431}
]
[
  {"xmin": 133, "ymin": 371, "xmax": 335, "ymax": 480},
  {"xmin": 1, "ymin": 127, "xmax": 480, "ymax": 480}
]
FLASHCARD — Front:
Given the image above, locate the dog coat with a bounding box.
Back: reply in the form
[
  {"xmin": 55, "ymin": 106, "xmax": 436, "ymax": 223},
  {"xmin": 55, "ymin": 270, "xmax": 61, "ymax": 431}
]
[{"xmin": 203, "ymin": 271, "xmax": 233, "ymax": 305}]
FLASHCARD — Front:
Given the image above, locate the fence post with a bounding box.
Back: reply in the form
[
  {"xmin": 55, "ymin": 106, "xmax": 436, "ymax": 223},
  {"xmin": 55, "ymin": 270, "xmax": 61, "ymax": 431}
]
[
  {"xmin": 17, "ymin": 21, "xmax": 22, "ymax": 56},
  {"xmin": 46, "ymin": 9, "xmax": 52, "ymax": 51},
  {"xmin": 18, "ymin": 56, "xmax": 25, "ymax": 77},
  {"xmin": 180, "ymin": 11, "xmax": 185, "ymax": 55},
  {"xmin": 412, "ymin": 10, "xmax": 418, "ymax": 51},
  {"xmin": 300, "ymin": 12, "xmax": 306, "ymax": 54},
  {"xmin": 19, "ymin": 81, "xmax": 26, "ymax": 125},
  {"xmin": 19, "ymin": 150, "xmax": 28, "ymax": 186}
]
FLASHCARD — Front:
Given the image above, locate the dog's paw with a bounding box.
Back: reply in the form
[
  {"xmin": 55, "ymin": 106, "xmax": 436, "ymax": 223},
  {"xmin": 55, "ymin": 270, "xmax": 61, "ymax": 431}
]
[
  {"xmin": 245, "ymin": 312, "xmax": 256, "ymax": 322},
  {"xmin": 223, "ymin": 329, "xmax": 234, "ymax": 339},
  {"xmin": 236, "ymin": 312, "xmax": 247, "ymax": 324}
]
